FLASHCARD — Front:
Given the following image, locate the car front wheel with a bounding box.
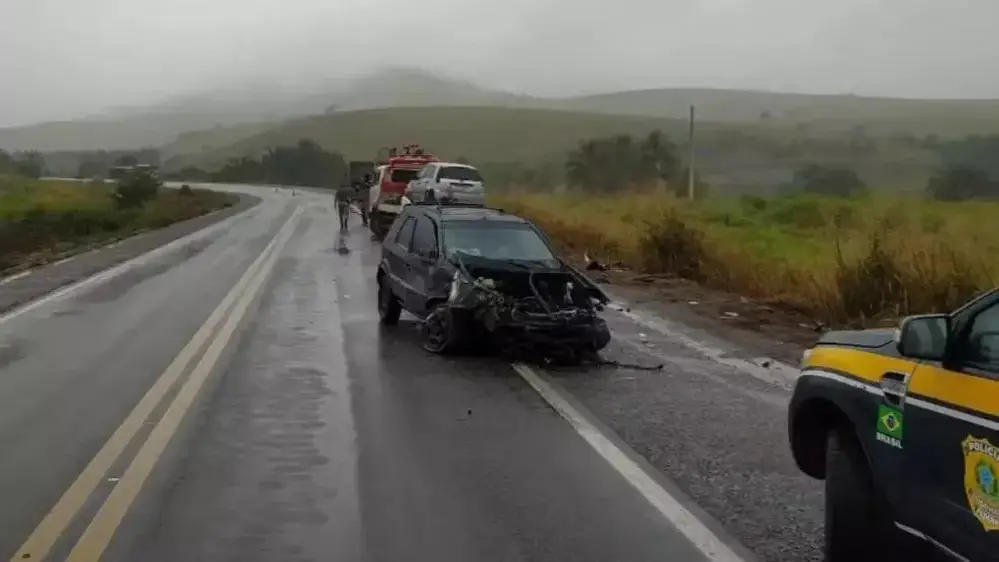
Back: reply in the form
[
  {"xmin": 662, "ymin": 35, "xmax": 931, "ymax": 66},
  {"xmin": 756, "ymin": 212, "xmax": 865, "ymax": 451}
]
[{"xmin": 824, "ymin": 427, "xmax": 892, "ymax": 561}]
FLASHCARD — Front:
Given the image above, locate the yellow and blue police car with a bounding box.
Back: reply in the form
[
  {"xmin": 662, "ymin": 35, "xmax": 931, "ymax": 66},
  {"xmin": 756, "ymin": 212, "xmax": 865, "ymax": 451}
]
[{"xmin": 790, "ymin": 289, "xmax": 999, "ymax": 561}]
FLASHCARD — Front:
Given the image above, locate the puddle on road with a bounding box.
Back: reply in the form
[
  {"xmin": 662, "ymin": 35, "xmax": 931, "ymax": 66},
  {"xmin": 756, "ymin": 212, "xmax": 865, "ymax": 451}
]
[{"xmin": 0, "ymin": 340, "xmax": 26, "ymax": 370}]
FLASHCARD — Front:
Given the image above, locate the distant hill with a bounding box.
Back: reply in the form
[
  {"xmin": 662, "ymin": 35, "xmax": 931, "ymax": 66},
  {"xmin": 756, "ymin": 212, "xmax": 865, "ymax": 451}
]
[
  {"xmin": 562, "ymin": 89, "xmax": 999, "ymax": 137},
  {"xmin": 0, "ymin": 67, "xmax": 534, "ymax": 152},
  {"xmin": 5, "ymin": 65, "xmax": 999, "ymax": 154},
  {"xmin": 165, "ymin": 106, "xmax": 691, "ymax": 169},
  {"xmin": 164, "ymin": 105, "xmax": 940, "ymax": 191}
]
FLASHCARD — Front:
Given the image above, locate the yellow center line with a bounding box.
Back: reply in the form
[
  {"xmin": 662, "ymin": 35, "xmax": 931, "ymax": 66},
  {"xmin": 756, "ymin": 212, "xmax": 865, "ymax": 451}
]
[
  {"xmin": 64, "ymin": 206, "xmax": 301, "ymax": 562},
  {"xmin": 9, "ymin": 205, "xmax": 302, "ymax": 562}
]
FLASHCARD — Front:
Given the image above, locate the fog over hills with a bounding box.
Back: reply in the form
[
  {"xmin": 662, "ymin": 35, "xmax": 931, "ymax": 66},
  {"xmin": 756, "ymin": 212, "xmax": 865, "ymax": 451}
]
[{"xmin": 5, "ymin": 66, "xmax": 999, "ymax": 154}]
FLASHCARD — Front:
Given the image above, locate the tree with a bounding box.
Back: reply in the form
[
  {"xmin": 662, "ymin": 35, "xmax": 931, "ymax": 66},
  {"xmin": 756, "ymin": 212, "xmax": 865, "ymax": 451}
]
[
  {"xmin": 0, "ymin": 150, "xmax": 13, "ymax": 174},
  {"xmin": 113, "ymin": 169, "xmax": 161, "ymax": 209},
  {"xmin": 115, "ymin": 154, "xmax": 138, "ymax": 167},
  {"xmin": 927, "ymin": 166, "xmax": 997, "ymax": 201},
  {"xmin": 792, "ymin": 164, "xmax": 867, "ymax": 197},
  {"xmin": 15, "ymin": 151, "xmax": 46, "ymax": 179},
  {"xmin": 76, "ymin": 159, "xmax": 106, "ymax": 179},
  {"xmin": 209, "ymin": 138, "xmax": 346, "ymax": 188},
  {"xmin": 935, "ymin": 135, "xmax": 999, "ymax": 180},
  {"xmin": 565, "ymin": 130, "xmax": 679, "ymax": 192}
]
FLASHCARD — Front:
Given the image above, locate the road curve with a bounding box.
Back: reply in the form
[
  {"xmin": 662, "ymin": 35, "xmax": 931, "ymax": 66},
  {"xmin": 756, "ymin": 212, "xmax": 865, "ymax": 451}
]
[{"xmin": 0, "ymin": 185, "xmax": 770, "ymax": 562}]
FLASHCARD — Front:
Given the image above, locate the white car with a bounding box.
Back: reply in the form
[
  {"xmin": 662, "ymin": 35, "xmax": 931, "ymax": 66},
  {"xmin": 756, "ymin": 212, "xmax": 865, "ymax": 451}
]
[{"xmin": 405, "ymin": 162, "xmax": 486, "ymax": 205}]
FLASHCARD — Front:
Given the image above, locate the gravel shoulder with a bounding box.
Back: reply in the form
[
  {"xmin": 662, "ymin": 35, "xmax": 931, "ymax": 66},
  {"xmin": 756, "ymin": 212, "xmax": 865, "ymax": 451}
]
[
  {"xmin": 548, "ymin": 271, "xmax": 826, "ymax": 562},
  {"xmin": 0, "ymin": 193, "xmax": 260, "ymax": 315}
]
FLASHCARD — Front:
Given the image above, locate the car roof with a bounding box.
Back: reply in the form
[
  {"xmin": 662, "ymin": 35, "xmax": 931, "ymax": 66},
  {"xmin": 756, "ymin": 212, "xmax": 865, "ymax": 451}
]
[
  {"xmin": 406, "ymin": 205, "xmax": 529, "ymax": 224},
  {"xmin": 432, "ymin": 162, "xmax": 478, "ymax": 169}
]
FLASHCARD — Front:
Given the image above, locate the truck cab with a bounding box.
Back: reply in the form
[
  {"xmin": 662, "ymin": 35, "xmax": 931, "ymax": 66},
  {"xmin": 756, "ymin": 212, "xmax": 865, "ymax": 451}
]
[{"xmin": 368, "ymin": 145, "xmax": 439, "ymax": 240}]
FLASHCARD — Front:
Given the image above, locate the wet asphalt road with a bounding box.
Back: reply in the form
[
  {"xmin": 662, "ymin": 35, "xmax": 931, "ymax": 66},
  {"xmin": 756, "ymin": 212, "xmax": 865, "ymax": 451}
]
[{"xmin": 0, "ymin": 185, "xmax": 828, "ymax": 562}]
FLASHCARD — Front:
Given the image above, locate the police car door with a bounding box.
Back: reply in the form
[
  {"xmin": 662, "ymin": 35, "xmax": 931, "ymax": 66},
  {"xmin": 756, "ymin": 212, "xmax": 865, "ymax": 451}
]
[{"xmin": 904, "ymin": 295, "xmax": 999, "ymax": 559}]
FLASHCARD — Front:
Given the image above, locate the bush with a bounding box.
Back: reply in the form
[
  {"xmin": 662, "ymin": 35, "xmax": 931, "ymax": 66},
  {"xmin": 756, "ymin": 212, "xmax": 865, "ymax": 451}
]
[
  {"xmin": 640, "ymin": 210, "xmax": 706, "ymax": 280},
  {"xmin": 113, "ymin": 171, "xmax": 160, "ymax": 209}
]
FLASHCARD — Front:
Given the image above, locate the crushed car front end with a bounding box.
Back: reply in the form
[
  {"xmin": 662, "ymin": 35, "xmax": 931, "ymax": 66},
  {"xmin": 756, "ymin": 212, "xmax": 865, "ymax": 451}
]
[{"xmin": 446, "ymin": 256, "xmax": 611, "ymax": 360}]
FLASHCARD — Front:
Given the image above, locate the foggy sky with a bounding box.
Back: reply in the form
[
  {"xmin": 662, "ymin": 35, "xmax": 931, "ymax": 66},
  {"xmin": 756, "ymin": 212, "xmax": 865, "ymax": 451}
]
[{"xmin": 3, "ymin": 0, "xmax": 998, "ymax": 127}]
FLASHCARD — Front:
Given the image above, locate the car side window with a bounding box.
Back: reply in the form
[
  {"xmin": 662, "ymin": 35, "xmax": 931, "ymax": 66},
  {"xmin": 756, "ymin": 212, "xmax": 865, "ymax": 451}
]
[
  {"xmin": 394, "ymin": 217, "xmax": 416, "ymax": 250},
  {"xmin": 965, "ymin": 302, "xmax": 999, "ymax": 370},
  {"xmin": 410, "ymin": 217, "xmax": 438, "ymax": 259}
]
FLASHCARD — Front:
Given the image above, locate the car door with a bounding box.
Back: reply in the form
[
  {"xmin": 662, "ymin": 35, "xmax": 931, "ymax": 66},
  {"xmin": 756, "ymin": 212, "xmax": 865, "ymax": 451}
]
[
  {"xmin": 385, "ymin": 215, "xmax": 417, "ymax": 305},
  {"xmin": 403, "ymin": 215, "xmax": 441, "ymax": 317},
  {"xmin": 904, "ymin": 295, "xmax": 999, "ymax": 560}
]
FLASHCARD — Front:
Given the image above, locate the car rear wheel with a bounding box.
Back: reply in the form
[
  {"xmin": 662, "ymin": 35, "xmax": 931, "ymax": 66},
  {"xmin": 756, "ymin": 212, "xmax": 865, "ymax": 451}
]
[
  {"xmin": 824, "ymin": 427, "xmax": 892, "ymax": 561},
  {"xmin": 378, "ymin": 279, "xmax": 401, "ymax": 326}
]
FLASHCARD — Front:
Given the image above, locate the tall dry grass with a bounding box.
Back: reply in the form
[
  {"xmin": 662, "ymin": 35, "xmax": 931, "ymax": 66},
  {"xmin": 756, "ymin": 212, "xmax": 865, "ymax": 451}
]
[
  {"xmin": 491, "ymin": 189, "xmax": 995, "ymax": 327},
  {"xmin": 0, "ymin": 176, "xmax": 237, "ymax": 272}
]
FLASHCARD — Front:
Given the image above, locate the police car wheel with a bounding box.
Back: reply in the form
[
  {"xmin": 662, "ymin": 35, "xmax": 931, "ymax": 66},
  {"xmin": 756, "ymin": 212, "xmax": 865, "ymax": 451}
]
[
  {"xmin": 824, "ymin": 428, "xmax": 891, "ymax": 561},
  {"xmin": 378, "ymin": 279, "xmax": 401, "ymax": 326}
]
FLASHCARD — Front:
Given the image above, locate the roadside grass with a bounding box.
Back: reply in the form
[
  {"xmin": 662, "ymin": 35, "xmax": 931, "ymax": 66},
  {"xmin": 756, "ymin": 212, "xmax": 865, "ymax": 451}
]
[
  {"xmin": 491, "ymin": 189, "xmax": 996, "ymax": 327},
  {"xmin": 0, "ymin": 176, "xmax": 237, "ymax": 274}
]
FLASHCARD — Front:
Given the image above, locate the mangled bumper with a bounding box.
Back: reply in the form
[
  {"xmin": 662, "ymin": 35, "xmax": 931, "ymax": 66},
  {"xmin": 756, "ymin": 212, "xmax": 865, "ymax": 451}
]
[{"xmin": 448, "ymin": 272, "xmax": 611, "ymax": 353}]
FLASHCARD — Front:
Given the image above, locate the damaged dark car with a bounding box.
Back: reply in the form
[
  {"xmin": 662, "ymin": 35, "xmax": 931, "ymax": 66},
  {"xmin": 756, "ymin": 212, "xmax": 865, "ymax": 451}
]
[{"xmin": 376, "ymin": 203, "xmax": 611, "ymax": 362}]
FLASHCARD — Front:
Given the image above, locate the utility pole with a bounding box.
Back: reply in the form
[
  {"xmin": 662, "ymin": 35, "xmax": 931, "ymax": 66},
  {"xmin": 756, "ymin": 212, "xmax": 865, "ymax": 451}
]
[{"xmin": 687, "ymin": 104, "xmax": 696, "ymax": 201}]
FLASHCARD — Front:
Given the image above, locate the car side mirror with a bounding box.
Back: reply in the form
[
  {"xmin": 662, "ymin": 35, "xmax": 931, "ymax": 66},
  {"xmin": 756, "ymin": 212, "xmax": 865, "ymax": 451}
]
[{"xmin": 896, "ymin": 313, "xmax": 950, "ymax": 361}]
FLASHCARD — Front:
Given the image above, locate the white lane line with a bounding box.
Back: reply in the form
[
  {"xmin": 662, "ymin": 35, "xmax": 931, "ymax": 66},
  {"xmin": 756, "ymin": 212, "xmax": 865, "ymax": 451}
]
[
  {"xmin": 0, "ymin": 200, "xmax": 262, "ymax": 327},
  {"xmin": 511, "ymin": 362, "xmax": 746, "ymax": 562},
  {"xmin": 0, "ymin": 270, "xmax": 33, "ymax": 286},
  {"xmin": 605, "ymin": 300, "xmax": 801, "ymax": 385}
]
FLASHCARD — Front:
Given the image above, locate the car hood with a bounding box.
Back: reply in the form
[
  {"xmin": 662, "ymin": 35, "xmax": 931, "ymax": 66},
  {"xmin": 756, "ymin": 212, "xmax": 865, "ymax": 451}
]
[{"xmin": 816, "ymin": 328, "xmax": 896, "ymax": 349}]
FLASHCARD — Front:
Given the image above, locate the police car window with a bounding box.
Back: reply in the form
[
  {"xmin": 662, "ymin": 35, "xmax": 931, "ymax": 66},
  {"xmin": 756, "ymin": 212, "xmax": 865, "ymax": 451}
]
[
  {"xmin": 967, "ymin": 303, "xmax": 999, "ymax": 367},
  {"xmin": 395, "ymin": 217, "xmax": 416, "ymax": 249},
  {"xmin": 411, "ymin": 217, "xmax": 438, "ymax": 257}
]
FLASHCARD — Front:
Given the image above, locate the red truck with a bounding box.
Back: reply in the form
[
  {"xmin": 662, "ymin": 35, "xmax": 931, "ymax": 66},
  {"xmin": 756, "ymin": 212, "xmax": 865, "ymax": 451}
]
[{"xmin": 367, "ymin": 144, "xmax": 439, "ymax": 240}]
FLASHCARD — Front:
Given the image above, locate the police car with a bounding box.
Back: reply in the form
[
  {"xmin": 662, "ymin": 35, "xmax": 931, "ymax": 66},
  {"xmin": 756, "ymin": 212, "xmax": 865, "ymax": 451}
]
[{"xmin": 790, "ymin": 288, "xmax": 999, "ymax": 561}]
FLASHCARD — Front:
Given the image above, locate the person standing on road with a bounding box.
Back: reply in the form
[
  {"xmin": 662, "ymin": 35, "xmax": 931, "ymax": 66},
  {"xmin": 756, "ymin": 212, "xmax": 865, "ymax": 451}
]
[
  {"xmin": 352, "ymin": 173, "xmax": 372, "ymax": 228},
  {"xmin": 335, "ymin": 185, "xmax": 353, "ymax": 231}
]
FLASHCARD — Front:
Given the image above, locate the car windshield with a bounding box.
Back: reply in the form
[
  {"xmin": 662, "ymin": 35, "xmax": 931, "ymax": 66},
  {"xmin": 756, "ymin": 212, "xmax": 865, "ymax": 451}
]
[
  {"xmin": 389, "ymin": 168, "xmax": 419, "ymax": 183},
  {"xmin": 442, "ymin": 222, "xmax": 557, "ymax": 264},
  {"xmin": 438, "ymin": 166, "xmax": 483, "ymax": 182}
]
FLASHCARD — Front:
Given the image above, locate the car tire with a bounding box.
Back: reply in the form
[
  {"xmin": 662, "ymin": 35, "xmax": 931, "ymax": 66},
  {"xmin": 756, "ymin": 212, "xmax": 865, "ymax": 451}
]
[
  {"xmin": 424, "ymin": 189, "xmax": 436, "ymax": 202},
  {"xmin": 824, "ymin": 427, "xmax": 891, "ymax": 562},
  {"xmin": 378, "ymin": 279, "xmax": 401, "ymax": 326},
  {"xmin": 422, "ymin": 303, "xmax": 469, "ymax": 354}
]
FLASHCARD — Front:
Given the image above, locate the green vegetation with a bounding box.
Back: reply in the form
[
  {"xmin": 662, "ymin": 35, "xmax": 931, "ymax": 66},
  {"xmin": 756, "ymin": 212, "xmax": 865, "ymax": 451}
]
[
  {"xmin": 160, "ymin": 106, "xmax": 942, "ymax": 194},
  {"xmin": 492, "ymin": 190, "xmax": 995, "ymax": 327},
  {"xmin": 0, "ymin": 175, "xmax": 237, "ymax": 274},
  {"xmin": 172, "ymin": 139, "xmax": 347, "ymax": 187}
]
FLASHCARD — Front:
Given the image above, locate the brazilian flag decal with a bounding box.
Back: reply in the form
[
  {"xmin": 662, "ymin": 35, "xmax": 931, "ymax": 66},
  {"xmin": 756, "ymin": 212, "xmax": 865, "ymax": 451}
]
[{"xmin": 877, "ymin": 404, "xmax": 903, "ymax": 440}]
